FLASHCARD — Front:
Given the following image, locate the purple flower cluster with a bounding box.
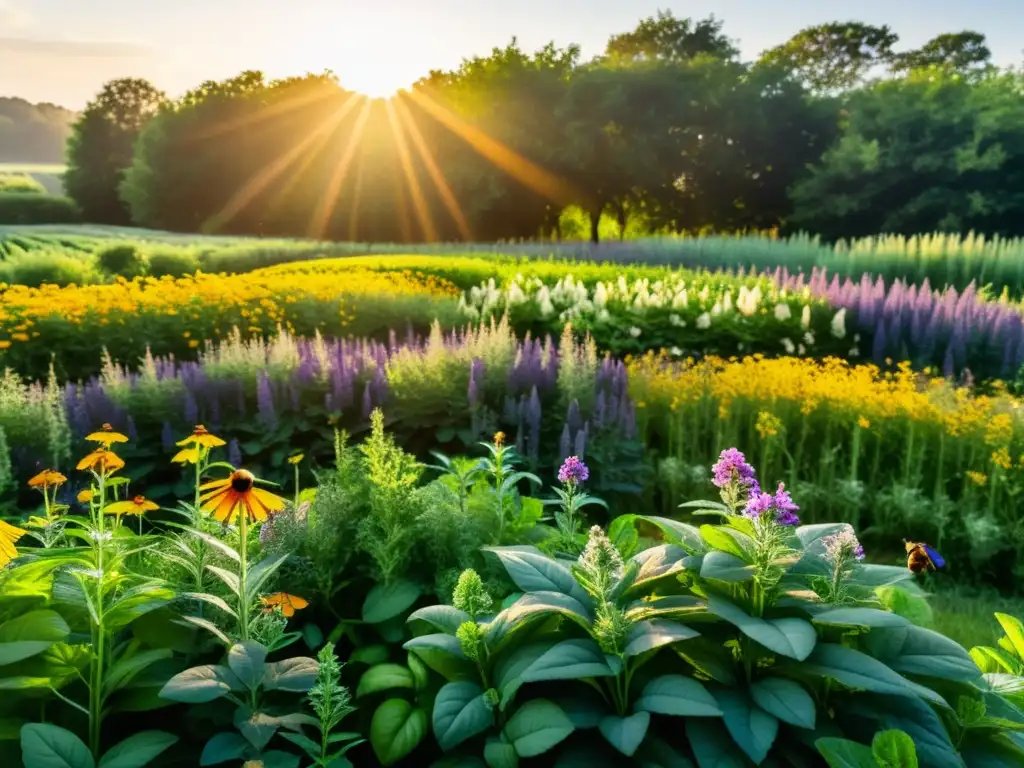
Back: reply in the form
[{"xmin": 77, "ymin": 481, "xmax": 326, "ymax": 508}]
[
  {"xmin": 558, "ymin": 456, "xmax": 590, "ymax": 485},
  {"xmin": 712, "ymin": 448, "xmax": 757, "ymax": 490},
  {"xmin": 743, "ymin": 482, "xmax": 801, "ymax": 527}
]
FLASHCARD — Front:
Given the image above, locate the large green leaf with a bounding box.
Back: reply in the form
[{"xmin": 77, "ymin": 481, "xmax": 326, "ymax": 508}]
[
  {"xmin": 357, "ymin": 664, "xmax": 416, "ymax": 698},
  {"xmin": 700, "ymin": 551, "xmax": 755, "ymax": 583},
  {"xmin": 635, "ymin": 516, "xmax": 706, "ymax": 554},
  {"xmin": 520, "ymin": 639, "xmax": 615, "ymax": 683},
  {"xmin": 487, "ymin": 592, "xmax": 592, "ymax": 648},
  {"xmin": 872, "ymin": 729, "xmax": 918, "ymax": 768},
  {"xmin": 708, "ymin": 596, "xmax": 817, "ymax": 660},
  {"xmin": 996, "ymin": 613, "xmax": 1024, "ymax": 659},
  {"xmin": 598, "ymin": 712, "xmax": 650, "ymax": 757},
  {"xmin": 199, "ymin": 732, "xmax": 250, "ymax": 766},
  {"xmin": 715, "ymin": 689, "xmax": 779, "ymax": 765},
  {"xmin": 503, "ymin": 699, "xmax": 574, "ymax": 758},
  {"xmin": 159, "ymin": 664, "xmax": 244, "ymax": 703},
  {"xmin": 262, "ymin": 656, "xmax": 318, "ymax": 692},
  {"xmin": 626, "ymin": 595, "xmax": 706, "ymax": 622},
  {"xmin": 863, "ymin": 626, "xmax": 980, "ymax": 682},
  {"xmin": 98, "ymin": 731, "xmax": 178, "ymax": 768},
  {"xmin": 370, "ymin": 699, "xmax": 428, "ymax": 766},
  {"xmin": 750, "ymin": 677, "xmax": 816, "ymax": 729},
  {"xmin": 627, "ymin": 544, "xmax": 687, "ymax": 591},
  {"xmin": 407, "ymin": 605, "xmax": 471, "ymax": 635},
  {"xmin": 685, "ymin": 719, "xmax": 747, "ymax": 768},
  {"xmin": 20, "ymin": 723, "xmax": 95, "ymax": 768},
  {"xmin": 102, "ymin": 648, "xmax": 172, "ymax": 698},
  {"xmin": 838, "ymin": 693, "xmax": 962, "ymax": 768},
  {"xmin": 635, "ymin": 674, "xmax": 721, "ymax": 717},
  {"xmin": 494, "ymin": 641, "xmax": 557, "ymax": 710},
  {"xmin": 227, "ymin": 641, "xmax": 267, "ymax": 690},
  {"xmin": 801, "ymin": 644, "xmax": 919, "ymax": 697},
  {"xmin": 363, "ymin": 580, "xmax": 422, "ymax": 624},
  {"xmin": 405, "ymin": 634, "xmax": 476, "ymax": 682},
  {"xmin": 484, "ymin": 736, "xmax": 519, "ymax": 768},
  {"xmin": 815, "ymin": 737, "xmax": 877, "ymax": 768},
  {"xmin": 624, "ymin": 620, "xmax": 700, "ymax": 657},
  {"xmin": 699, "ymin": 526, "xmax": 753, "ymax": 560},
  {"xmin": 483, "ymin": 548, "xmax": 592, "ymax": 606},
  {"xmin": 432, "ymin": 681, "xmax": 495, "ymax": 751},
  {"xmin": 812, "ymin": 608, "xmax": 910, "ymax": 630},
  {"xmin": 0, "ymin": 610, "xmax": 70, "ymax": 665},
  {"xmin": 245, "ymin": 553, "xmax": 291, "ymax": 602}
]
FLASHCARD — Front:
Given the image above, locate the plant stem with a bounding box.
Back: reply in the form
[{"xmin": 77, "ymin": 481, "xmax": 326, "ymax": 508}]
[
  {"xmin": 89, "ymin": 472, "xmax": 107, "ymax": 758},
  {"xmin": 238, "ymin": 509, "xmax": 249, "ymax": 642}
]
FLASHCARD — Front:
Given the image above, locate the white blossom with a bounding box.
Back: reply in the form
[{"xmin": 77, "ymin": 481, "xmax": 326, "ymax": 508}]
[
  {"xmin": 804, "ymin": 332, "xmax": 815, "ymax": 346},
  {"xmin": 781, "ymin": 337, "xmax": 795, "ymax": 354},
  {"xmin": 629, "ymin": 326, "xmax": 641, "ymax": 338},
  {"xmin": 831, "ymin": 309, "xmax": 847, "ymax": 339},
  {"xmin": 800, "ymin": 305, "xmax": 811, "ymax": 330},
  {"xmin": 696, "ymin": 312, "xmax": 712, "ymax": 329},
  {"xmin": 774, "ymin": 303, "xmax": 792, "ymax": 322}
]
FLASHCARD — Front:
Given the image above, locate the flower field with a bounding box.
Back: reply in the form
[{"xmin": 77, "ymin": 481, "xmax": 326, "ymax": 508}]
[{"xmin": 1, "ymin": 238, "xmax": 1024, "ymax": 767}]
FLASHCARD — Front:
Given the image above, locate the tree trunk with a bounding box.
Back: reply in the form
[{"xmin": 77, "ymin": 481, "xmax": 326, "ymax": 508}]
[
  {"xmin": 617, "ymin": 203, "xmax": 628, "ymax": 240},
  {"xmin": 589, "ymin": 210, "xmax": 601, "ymax": 244}
]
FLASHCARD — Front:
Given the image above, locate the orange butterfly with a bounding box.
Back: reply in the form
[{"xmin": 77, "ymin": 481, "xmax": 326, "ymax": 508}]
[{"xmin": 259, "ymin": 592, "xmax": 309, "ymax": 618}]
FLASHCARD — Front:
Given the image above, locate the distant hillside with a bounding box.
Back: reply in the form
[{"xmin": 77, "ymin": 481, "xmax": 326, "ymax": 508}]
[{"xmin": 0, "ymin": 97, "xmax": 77, "ymax": 163}]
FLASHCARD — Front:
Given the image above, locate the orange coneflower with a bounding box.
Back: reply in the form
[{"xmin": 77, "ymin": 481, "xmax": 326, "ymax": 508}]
[
  {"xmin": 0, "ymin": 519, "xmax": 27, "ymax": 567},
  {"xmin": 28, "ymin": 470, "xmax": 67, "ymax": 489},
  {"xmin": 104, "ymin": 495, "xmax": 159, "ymax": 516},
  {"xmin": 86, "ymin": 423, "xmax": 129, "ymax": 447},
  {"xmin": 177, "ymin": 425, "xmax": 226, "ymax": 450},
  {"xmin": 77, "ymin": 448, "xmax": 125, "ymax": 475},
  {"xmin": 259, "ymin": 592, "xmax": 309, "ymax": 617},
  {"xmin": 77, "ymin": 489, "xmax": 93, "ymax": 504},
  {"xmin": 171, "ymin": 446, "xmax": 201, "ymax": 465},
  {"xmin": 199, "ymin": 469, "xmax": 285, "ymax": 524}
]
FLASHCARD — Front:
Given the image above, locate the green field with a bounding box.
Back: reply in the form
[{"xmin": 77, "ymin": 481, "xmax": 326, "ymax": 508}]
[{"xmin": 0, "ymin": 162, "xmax": 66, "ymax": 195}]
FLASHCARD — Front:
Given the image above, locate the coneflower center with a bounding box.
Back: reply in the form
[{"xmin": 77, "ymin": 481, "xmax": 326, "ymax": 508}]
[{"xmin": 231, "ymin": 470, "xmax": 255, "ymax": 493}]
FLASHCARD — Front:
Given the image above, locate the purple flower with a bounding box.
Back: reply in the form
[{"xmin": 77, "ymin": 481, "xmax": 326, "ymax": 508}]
[
  {"xmin": 257, "ymin": 372, "xmax": 276, "ymax": 429},
  {"xmin": 743, "ymin": 482, "xmax": 800, "ymax": 527},
  {"xmin": 712, "ymin": 448, "xmax": 756, "ymax": 490},
  {"xmin": 822, "ymin": 529, "xmax": 865, "ymax": 563},
  {"xmin": 558, "ymin": 456, "xmax": 590, "ymax": 485},
  {"xmin": 228, "ymin": 439, "xmax": 243, "ymax": 468}
]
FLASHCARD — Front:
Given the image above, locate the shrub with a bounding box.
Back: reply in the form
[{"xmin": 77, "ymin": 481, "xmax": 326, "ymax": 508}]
[
  {"xmin": 0, "ymin": 173, "xmax": 45, "ymax": 194},
  {"xmin": 0, "ymin": 193, "xmax": 80, "ymax": 224},
  {"xmin": 95, "ymin": 243, "xmax": 148, "ymax": 278},
  {"xmin": 146, "ymin": 247, "xmax": 199, "ymax": 277},
  {"xmin": 0, "ymin": 250, "xmax": 96, "ymax": 287}
]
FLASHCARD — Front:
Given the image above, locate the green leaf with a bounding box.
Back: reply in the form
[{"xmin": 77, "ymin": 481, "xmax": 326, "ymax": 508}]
[
  {"xmin": 700, "ymin": 551, "xmax": 755, "ymax": 583},
  {"xmin": 486, "ymin": 592, "xmax": 591, "ymax": 649},
  {"xmin": 227, "ymin": 641, "xmax": 268, "ymax": 690},
  {"xmin": 432, "ymin": 681, "xmax": 495, "ymax": 751},
  {"xmin": 357, "ymin": 664, "xmax": 416, "ymax": 698},
  {"xmin": 634, "ymin": 674, "xmax": 721, "ymax": 717},
  {"xmin": 503, "ymin": 699, "xmax": 574, "ymax": 758},
  {"xmin": 204, "ymin": 565, "xmax": 240, "ymax": 594},
  {"xmin": 715, "ymin": 689, "xmax": 779, "ymax": 765},
  {"xmin": 484, "ymin": 736, "xmax": 519, "ymax": 768},
  {"xmin": 351, "ymin": 644, "xmax": 391, "ymax": 666},
  {"xmin": 598, "ymin": 712, "xmax": 650, "ymax": 757},
  {"xmin": 627, "ymin": 544, "xmax": 687, "ymax": 591},
  {"xmin": 636, "ymin": 516, "xmax": 706, "ymax": 554},
  {"xmin": 551, "ymin": 696, "xmax": 606, "ymax": 729},
  {"xmin": 483, "ymin": 547, "xmax": 592, "ymax": 606},
  {"xmin": 813, "ymin": 608, "xmax": 910, "ymax": 629},
  {"xmin": 494, "ymin": 641, "xmax": 556, "ymax": 710},
  {"xmin": 0, "ymin": 610, "xmax": 70, "ymax": 665},
  {"xmin": 708, "ymin": 596, "xmax": 817, "ymax": 661},
  {"xmin": 624, "ymin": 620, "xmax": 700, "ymax": 657},
  {"xmin": 234, "ymin": 709, "xmax": 282, "ymax": 752},
  {"xmin": 159, "ymin": 664, "xmax": 244, "ymax": 703},
  {"xmin": 245, "ymin": 553, "xmax": 291, "ymax": 602},
  {"xmin": 815, "ymin": 737, "xmax": 878, "ymax": 768},
  {"xmin": 98, "ymin": 731, "xmax": 178, "ymax": 768},
  {"xmin": 405, "ymin": 635, "xmax": 475, "ymax": 682},
  {"xmin": 363, "ymin": 580, "xmax": 422, "ymax": 624},
  {"xmin": 370, "ymin": 699, "xmax": 428, "ymax": 766},
  {"xmin": 996, "ymin": 613, "xmax": 1024, "ymax": 659},
  {"xmin": 801, "ymin": 644, "xmax": 919, "ymax": 697},
  {"xmin": 182, "ymin": 592, "xmax": 238, "ymax": 619},
  {"xmin": 699, "ymin": 525, "xmax": 752, "ymax": 560},
  {"xmin": 261, "ymin": 655, "xmax": 318, "ymax": 692},
  {"xmin": 20, "ymin": 723, "xmax": 95, "ymax": 768},
  {"xmin": 408, "ymin": 605, "xmax": 471, "ymax": 635},
  {"xmin": 872, "ymin": 729, "xmax": 918, "ymax": 768},
  {"xmin": 103, "ymin": 648, "xmax": 172, "ymax": 697},
  {"xmin": 750, "ymin": 677, "xmax": 816, "ymax": 729},
  {"xmin": 199, "ymin": 732, "xmax": 250, "ymax": 766},
  {"xmin": 408, "ymin": 651, "xmax": 430, "ymax": 691},
  {"xmin": 685, "ymin": 719, "xmax": 747, "ymax": 768},
  {"xmin": 178, "ymin": 615, "xmax": 232, "ymax": 647},
  {"xmin": 301, "ymin": 623, "xmax": 324, "ymax": 650},
  {"xmin": 521, "ymin": 639, "xmax": 615, "ymax": 683},
  {"xmin": 864, "ymin": 625, "xmax": 980, "ymax": 682}
]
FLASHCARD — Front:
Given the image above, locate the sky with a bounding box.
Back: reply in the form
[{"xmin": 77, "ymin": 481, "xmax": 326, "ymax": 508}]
[{"xmin": 2, "ymin": 0, "xmax": 1022, "ymax": 109}]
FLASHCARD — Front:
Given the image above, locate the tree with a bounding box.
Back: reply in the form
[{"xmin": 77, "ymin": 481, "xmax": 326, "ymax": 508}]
[
  {"xmin": 759, "ymin": 22, "xmax": 899, "ymax": 91},
  {"xmin": 605, "ymin": 11, "xmax": 738, "ymax": 63},
  {"xmin": 788, "ymin": 70, "xmax": 1024, "ymax": 239},
  {"xmin": 64, "ymin": 78, "xmax": 165, "ymax": 224},
  {"xmin": 0, "ymin": 98, "xmax": 76, "ymax": 163},
  {"xmin": 891, "ymin": 31, "xmax": 992, "ymax": 75}
]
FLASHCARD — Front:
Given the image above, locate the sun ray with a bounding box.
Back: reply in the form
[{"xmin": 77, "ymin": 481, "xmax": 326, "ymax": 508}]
[
  {"xmin": 348, "ymin": 158, "xmax": 365, "ymax": 240},
  {"xmin": 392, "ymin": 97, "xmax": 472, "ymax": 241},
  {"xmin": 401, "ymin": 88, "xmax": 578, "ymax": 206},
  {"xmin": 385, "ymin": 99, "xmax": 437, "ymax": 241},
  {"xmin": 189, "ymin": 83, "xmax": 341, "ymax": 141},
  {"xmin": 202, "ymin": 92, "xmax": 365, "ymax": 232},
  {"xmin": 308, "ymin": 99, "xmax": 372, "ymax": 239}
]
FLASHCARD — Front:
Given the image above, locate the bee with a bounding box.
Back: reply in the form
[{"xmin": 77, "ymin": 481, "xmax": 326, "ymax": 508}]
[{"xmin": 903, "ymin": 539, "xmax": 945, "ymax": 574}]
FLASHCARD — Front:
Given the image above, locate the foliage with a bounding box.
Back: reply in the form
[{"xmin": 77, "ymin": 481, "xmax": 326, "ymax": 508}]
[
  {"xmin": 96, "ymin": 243, "xmax": 149, "ymax": 279},
  {"xmin": 0, "ymin": 193, "xmax": 80, "ymax": 225},
  {"xmin": 0, "ymin": 173, "xmax": 46, "ymax": 195},
  {"xmin": 0, "ymin": 98, "xmax": 75, "ymax": 164}
]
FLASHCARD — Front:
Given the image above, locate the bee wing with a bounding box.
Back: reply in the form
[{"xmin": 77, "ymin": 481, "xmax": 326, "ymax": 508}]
[{"xmin": 923, "ymin": 545, "xmax": 945, "ymax": 569}]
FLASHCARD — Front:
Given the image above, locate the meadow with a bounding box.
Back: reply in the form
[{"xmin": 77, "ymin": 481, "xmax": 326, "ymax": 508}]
[{"xmin": 1, "ymin": 224, "xmax": 1024, "ymax": 766}]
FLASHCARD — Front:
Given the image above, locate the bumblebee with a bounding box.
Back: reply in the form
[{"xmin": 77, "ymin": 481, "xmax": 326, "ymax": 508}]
[{"xmin": 904, "ymin": 539, "xmax": 945, "ymax": 574}]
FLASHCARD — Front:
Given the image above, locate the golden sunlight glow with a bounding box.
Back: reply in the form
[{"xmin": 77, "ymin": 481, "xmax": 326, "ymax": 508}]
[
  {"xmin": 401, "ymin": 88, "xmax": 579, "ymax": 206},
  {"xmin": 308, "ymin": 99, "xmax": 373, "ymax": 239},
  {"xmin": 203, "ymin": 92, "xmax": 366, "ymax": 232},
  {"xmin": 385, "ymin": 99, "xmax": 438, "ymax": 241}
]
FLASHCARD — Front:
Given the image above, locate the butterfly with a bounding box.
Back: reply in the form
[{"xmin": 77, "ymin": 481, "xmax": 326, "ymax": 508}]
[
  {"xmin": 259, "ymin": 592, "xmax": 309, "ymax": 618},
  {"xmin": 903, "ymin": 539, "xmax": 945, "ymax": 574}
]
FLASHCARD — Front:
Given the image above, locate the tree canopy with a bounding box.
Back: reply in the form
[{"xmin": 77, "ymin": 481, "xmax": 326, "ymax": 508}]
[{"xmin": 0, "ymin": 98, "xmax": 77, "ymax": 163}]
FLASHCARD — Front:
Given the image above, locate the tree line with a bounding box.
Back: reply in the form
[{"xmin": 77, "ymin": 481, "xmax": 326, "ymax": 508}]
[
  {"xmin": 62, "ymin": 12, "xmax": 1024, "ymax": 242},
  {"xmin": 0, "ymin": 98, "xmax": 77, "ymax": 163}
]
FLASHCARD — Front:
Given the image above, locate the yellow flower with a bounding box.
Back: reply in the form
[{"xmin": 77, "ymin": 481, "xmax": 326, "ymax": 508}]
[
  {"xmin": 0, "ymin": 341, "xmax": 10, "ymax": 350},
  {"xmin": 177, "ymin": 425, "xmax": 226, "ymax": 449},
  {"xmin": 171, "ymin": 447, "xmax": 201, "ymax": 465},
  {"xmin": 28, "ymin": 470, "xmax": 67, "ymax": 489},
  {"xmin": 857, "ymin": 416, "xmax": 871, "ymax": 430},
  {"xmin": 77, "ymin": 489, "xmax": 94, "ymax": 503},
  {"xmin": 77, "ymin": 448, "xmax": 125, "ymax": 475},
  {"xmin": 11, "ymin": 333, "xmax": 28, "ymax": 342},
  {"xmin": 991, "ymin": 448, "xmax": 1013, "ymax": 471},
  {"xmin": 967, "ymin": 471, "xmax": 988, "ymax": 487},
  {"xmin": 493, "ymin": 432, "xmax": 505, "ymax": 448},
  {"xmin": 104, "ymin": 495, "xmax": 159, "ymax": 516},
  {"xmin": 199, "ymin": 469, "xmax": 285, "ymax": 524},
  {"xmin": 287, "ymin": 453, "xmax": 304, "ymax": 465},
  {"xmin": 755, "ymin": 411, "xmax": 782, "ymax": 439},
  {"xmin": 0, "ymin": 519, "xmax": 27, "ymax": 567},
  {"xmin": 86, "ymin": 423, "xmax": 129, "ymax": 447},
  {"xmin": 188, "ymin": 339, "xmax": 200, "ymax": 349}
]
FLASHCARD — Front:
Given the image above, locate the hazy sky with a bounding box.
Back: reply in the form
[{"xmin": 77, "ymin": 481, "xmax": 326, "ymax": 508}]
[{"xmin": 2, "ymin": 0, "xmax": 1022, "ymax": 109}]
